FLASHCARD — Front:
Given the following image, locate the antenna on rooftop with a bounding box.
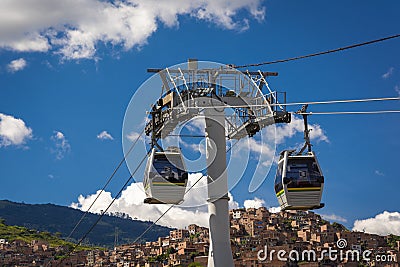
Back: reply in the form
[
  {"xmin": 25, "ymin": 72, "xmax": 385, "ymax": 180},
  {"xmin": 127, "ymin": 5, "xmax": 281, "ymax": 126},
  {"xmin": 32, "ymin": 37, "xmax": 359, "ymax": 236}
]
[{"xmin": 114, "ymin": 227, "xmax": 119, "ymax": 249}]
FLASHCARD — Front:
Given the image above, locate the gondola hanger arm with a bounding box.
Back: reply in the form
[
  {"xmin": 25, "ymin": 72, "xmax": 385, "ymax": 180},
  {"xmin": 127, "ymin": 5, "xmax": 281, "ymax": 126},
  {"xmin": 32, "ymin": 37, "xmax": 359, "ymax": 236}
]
[{"xmin": 296, "ymin": 104, "xmax": 313, "ymax": 154}]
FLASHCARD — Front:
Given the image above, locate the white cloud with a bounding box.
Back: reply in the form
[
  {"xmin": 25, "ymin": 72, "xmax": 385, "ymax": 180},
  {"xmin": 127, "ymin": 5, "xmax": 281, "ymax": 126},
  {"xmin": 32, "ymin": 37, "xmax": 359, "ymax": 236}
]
[
  {"xmin": 7, "ymin": 58, "xmax": 27, "ymax": 73},
  {"xmin": 374, "ymin": 170, "xmax": 385, "ymax": 176},
  {"xmin": 126, "ymin": 131, "xmax": 143, "ymax": 142},
  {"xmin": 275, "ymin": 115, "xmax": 329, "ymax": 144},
  {"xmin": 51, "ymin": 131, "xmax": 71, "ymax": 159},
  {"xmin": 229, "ymin": 194, "xmax": 240, "ymax": 210},
  {"xmin": 382, "ymin": 67, "xmax": 394, "ymax": 79},
  {"xmin": 353, "ymin": 211, "xmax": 400, "ymax": 236},
  {"xmin": 97, "ymin": 130, "xmax": 114, "ymax": 140},
  {"xmin": 308, "ymin": 123, "xmax": 329, "ymax": 143},
  {"xmin": 0, "ymin": 0, "xmax": 265, "ymax": 59},
  {"xmin": 0, "ymin": 113, "xmax": 32, "ymax": 147},
  {"xmin": 243, "ymin": 197, "xmax": 265, "ymax": 209},
  {"xmin": 320, "ymin": 213, "xmax": 347, "ymax": 223},
  {"xmin": 71, "ymin": 173, "xmax": 242, "ymax": 229},
  {"xmin": 228, "ymin": 115, "xmax": 328, "ymax": 161},
  {"xmin": 71, "ymin": 176, "xmax": 207, "ymax": 228},
  {"xmin": 235, "ymin": 136, "xmax": 275, "ymax": 158}
]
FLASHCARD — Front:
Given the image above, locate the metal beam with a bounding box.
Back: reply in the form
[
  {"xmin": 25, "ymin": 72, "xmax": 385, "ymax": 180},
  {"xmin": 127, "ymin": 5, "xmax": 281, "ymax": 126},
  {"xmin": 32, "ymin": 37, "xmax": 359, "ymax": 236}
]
[{"xmin": 147, "ymin": 68, "xmax": 278, "ymax": 76}]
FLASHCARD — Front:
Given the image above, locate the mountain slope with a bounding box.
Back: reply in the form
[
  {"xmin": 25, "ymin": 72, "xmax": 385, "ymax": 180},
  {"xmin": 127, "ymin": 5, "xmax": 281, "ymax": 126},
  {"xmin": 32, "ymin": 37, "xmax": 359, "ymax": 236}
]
[
  {"xmin": 0, "ymin": 219, "xmax": 95, "ymax": 251},
  {"xmin": 0, "ymin": 200, "xmax": 170, "ymax": 247}
]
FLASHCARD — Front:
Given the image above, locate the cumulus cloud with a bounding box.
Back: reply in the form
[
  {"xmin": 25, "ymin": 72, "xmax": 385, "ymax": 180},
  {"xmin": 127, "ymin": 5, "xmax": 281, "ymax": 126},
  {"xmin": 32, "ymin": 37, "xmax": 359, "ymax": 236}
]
[
  {"xmin": 275, "ymin": 115, "xmax": 329, "ymax": 145},
  {"xmin": 243, "ymin": 197, "xmax": 265, "ymax": 209},
  {"xmin": 382, "ymin": 67, "xmax": 394, "ymax": 79},
  {"xmin": 353, "ymin": 211, "xmax": 400, "ymax": 236},
  {"xmin": 71, "ymin": 174, "xmax": 208, "ymax": 228},
  {"xmin": 71, "ymin": 173, "xmax": 241, "ymax": 229},
  {"xmin": 126, "ymin": 131, "xmax": 143, "ymax": 142},
  {"xmin": 0, "ymin": 113, "xmax": 32, "ymax": 147},
  {"xmin": 320, "ymin": 213, "xmax": 347, "ymax": 223},
  {"xmin": 374, "ymin": 170, "xmax": 385, "ymax": 176},
  {"xmin": 0, "ymin": 0, "xmax": 265, "ymax": 59},
  {"xmin": 97, "ymin": 130, "xmax": 114, "ymax": 140},
  {"xmin": 51, "ymin": 131, "xmax": 71, "ymax": 159},
  {"xmin": 235, "ymin": 135, "xmax": 275, "ymax": 158},
  {"xmin": 7, "ymin": 58, "xmax": 27, "ymax": 73}
]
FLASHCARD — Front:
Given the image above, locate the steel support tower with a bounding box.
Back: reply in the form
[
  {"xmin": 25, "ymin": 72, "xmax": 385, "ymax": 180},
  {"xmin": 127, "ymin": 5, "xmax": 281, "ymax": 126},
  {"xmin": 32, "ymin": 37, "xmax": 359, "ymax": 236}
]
[{"xmin": 144, "ymin": 60, "xmax": 290, "ymax": 267}]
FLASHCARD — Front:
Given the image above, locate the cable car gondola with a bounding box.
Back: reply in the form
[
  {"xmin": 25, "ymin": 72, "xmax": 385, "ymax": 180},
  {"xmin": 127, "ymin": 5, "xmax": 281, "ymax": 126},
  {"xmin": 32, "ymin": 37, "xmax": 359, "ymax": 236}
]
[
  {"xmin": 274, "ymin": 105, "xmax": 325, "ymax": 211},
  {"xmin": 143, "ymin": 146, "xmax": 188, "ymax": 204},
  {"xmin": 275, "ymin": 150, "xmax": 324, "ymax": 211}
]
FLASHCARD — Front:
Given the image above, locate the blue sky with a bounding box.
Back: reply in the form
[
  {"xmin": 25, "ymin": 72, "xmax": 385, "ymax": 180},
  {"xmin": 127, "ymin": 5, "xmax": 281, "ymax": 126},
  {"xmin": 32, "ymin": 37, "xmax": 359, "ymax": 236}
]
[{"xmin": 1, "ymin": 1, "xmax": 400, "ymax": 233}]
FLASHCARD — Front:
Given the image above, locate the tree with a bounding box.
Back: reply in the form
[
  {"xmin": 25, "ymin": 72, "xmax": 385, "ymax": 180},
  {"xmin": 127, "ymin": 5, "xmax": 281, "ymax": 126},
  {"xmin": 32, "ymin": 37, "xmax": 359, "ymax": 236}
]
[
  {"xmin": 387, "ymin": 234, "xmax": 400, "ymax": 249},
  {"xmin": 166, "ymin": 247, "xmax": 176, "ymax": 254},
  {"xmin": 332, "ymin": 222, "xmax": 348, "ymax": 231},
  {"xmin": 189, "ymin": 251, "xmax": 200, "ymax": 260},
  {"xmin": 188, "ymin": 262, "xmax": 203, "ymax": 267}
]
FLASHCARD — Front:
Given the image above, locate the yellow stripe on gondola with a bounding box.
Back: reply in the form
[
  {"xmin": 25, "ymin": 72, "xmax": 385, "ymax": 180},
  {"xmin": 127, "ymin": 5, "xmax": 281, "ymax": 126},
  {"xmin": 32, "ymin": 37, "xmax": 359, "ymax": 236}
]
[
  {"xmin": 276, "ymin": 187, "xmax": 321, "ymax": 197},
  {"xmin": 276, "ymin": 189, "xmax": 285, "ymax": 197}
]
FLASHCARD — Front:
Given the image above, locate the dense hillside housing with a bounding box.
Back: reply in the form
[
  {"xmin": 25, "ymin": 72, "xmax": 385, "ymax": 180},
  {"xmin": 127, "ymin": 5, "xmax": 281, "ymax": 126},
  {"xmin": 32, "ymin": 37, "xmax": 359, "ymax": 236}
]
[{"xmin": 1, "ymin": 208, "xmax": 399, "ymax": 266}]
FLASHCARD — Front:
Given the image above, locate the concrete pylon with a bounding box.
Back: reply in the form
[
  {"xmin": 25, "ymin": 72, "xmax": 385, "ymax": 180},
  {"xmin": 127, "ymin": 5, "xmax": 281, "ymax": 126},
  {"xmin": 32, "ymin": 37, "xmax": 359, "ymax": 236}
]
[{"xmin": 204, "ymin": 103, "xmax": 234, "ymax": 267}]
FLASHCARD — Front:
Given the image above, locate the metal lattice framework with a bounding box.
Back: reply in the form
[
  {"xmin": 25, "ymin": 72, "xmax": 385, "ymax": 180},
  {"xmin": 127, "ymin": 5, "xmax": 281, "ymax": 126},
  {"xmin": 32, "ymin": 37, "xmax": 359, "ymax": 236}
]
[{"xmin": 145, "ymin": 62, "xmax": 291, "ymax": 144}]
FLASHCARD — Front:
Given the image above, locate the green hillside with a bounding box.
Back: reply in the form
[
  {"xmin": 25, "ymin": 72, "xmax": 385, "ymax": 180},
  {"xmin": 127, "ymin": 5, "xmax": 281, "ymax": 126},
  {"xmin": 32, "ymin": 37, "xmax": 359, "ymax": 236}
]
[
  {"xmin": 0, "ymin": 218, "xmax": 92, "ymax": 251},
  {"xmin": 0, "ymin": 200, "xmax": 171, "ymax": 248}
]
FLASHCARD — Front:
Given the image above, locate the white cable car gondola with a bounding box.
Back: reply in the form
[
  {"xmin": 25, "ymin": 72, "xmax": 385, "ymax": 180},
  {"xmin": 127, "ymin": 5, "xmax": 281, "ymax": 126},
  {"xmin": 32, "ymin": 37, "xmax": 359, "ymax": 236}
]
[
  {"xmin": 274, "ymin": 104, "xmax": 325, "ymax": 211},
  {"xmin": 274, "ymin": 150, "xmax": 324, "ymax": 211},
  {"xmin": 143, "ymin": 146, "xmax": 188, "ymax": 204}
]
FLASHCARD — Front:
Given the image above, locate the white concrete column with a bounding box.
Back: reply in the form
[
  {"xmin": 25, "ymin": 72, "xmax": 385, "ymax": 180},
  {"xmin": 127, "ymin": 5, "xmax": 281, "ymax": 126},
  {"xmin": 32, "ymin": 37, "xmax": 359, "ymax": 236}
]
[{"xmin": 204, "ymin": 104, "xmax": 234, "ymax": 267}]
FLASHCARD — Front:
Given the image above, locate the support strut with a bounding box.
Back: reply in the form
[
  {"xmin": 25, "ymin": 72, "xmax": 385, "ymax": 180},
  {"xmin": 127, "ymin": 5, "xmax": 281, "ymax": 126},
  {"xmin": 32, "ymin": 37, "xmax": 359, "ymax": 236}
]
[{"xmin": 297, "ymin": 104, "xmax": 312, "ymax": 155}]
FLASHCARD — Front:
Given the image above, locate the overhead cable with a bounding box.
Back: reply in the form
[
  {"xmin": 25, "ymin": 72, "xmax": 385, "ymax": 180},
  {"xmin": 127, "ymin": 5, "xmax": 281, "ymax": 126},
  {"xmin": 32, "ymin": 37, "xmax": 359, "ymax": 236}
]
[
  {"xmin": 296, "ymin": 110, "xmax": 400, "ymax": 115},
  {"xmin": 67, "ymin": 129, "xmax": 145, "ymax": 240},
  {"xmin": 232, "ymin": 33, "xmax": 400, "ymax": 68},
  {"xmin": 165, "ymin": 96, "xmax": 400, "ymax": 110},
  {"xmin": 131, "ymin": 139, "xmax": 240, "ymax": 243},
  {"xmin": 57, "ymin": 151, "xmax": 149, "ymax": 266}
]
